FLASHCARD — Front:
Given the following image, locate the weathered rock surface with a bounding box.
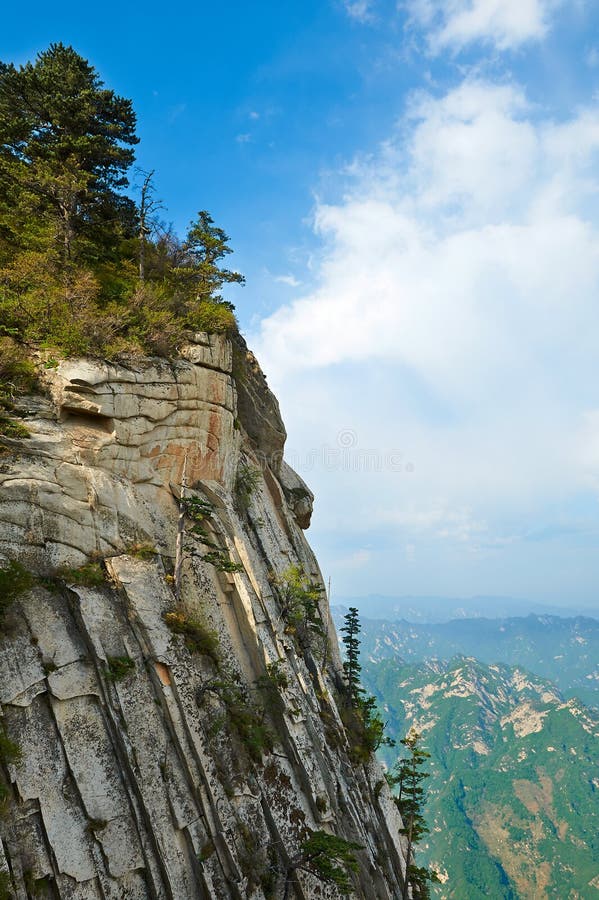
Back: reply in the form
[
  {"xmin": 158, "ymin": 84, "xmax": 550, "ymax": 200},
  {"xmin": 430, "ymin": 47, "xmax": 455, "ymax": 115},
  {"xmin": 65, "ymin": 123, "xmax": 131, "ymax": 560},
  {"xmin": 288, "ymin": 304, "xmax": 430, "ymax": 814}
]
[
  {"xmin": 0, "ymin": 334, "xmax": 408, "ymax": 898},
  {"xmin": 232, "ymin": 334, "xmax": 286, "ymax": 474}
]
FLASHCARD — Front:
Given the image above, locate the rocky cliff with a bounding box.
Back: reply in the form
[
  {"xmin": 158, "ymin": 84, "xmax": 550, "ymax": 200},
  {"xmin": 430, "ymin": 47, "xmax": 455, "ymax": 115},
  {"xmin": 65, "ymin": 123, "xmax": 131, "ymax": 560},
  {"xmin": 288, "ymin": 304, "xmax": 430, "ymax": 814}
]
[{"xmin": 0, "ymin": 334, "xmax": 407, "ymax": 899}]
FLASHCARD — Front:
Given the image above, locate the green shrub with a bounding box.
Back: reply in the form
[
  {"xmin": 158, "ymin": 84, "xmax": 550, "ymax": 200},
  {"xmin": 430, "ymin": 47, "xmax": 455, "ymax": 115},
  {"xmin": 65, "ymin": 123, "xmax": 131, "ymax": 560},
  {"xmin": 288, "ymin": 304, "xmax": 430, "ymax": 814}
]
[
  {"xmin": 315, "ymin": 794, "xmax": 328, "ymax": 813},
  {"xmin": 221, "ymin": 688, "xmax": 273, "ymax": 763},
  {"xmin": 0, "ymin": 415, "xmax": 30, "ymax": 438},
  {"xmin": 106, "ymin": 655, "xmax": 135, "ymax": 682},
  {"xmin": 202, "ymin": 550, "xmax": 244, "ymax": 573},
  {"xmin": 235, "ymin": 464, "xmax": 261, "ymax": 510},
  {"xmin": 0, "ymin": 726, "xmax": 21, "ymax": 821},
  {"xmin": 264, "ymin": 661, "xmax": 289, "ymax": 690},
  {"xmin": 0, "ymin": 728, "xmax": 21, "ymax": 767},
  {"xmin": 254, "ymin": 662, "xmax": 288, "ymax": 718},
  {"xmin": 339, "ymin": 701, "xmax": 388, "ymax": 765},
  {"xmin": 197, "ymin": 839, "xmax": 215, "ymax": 862},
  {"xmin": 183, "ymin": 496, "xmax": 216, "ymax": 544},
  {"xmin": 0, "ymin": 560, "xmax": 34, "ymax": 629},
  {"xmin": 164, "ymin": 610, "xmax": 220, "ymax": 665},
  {"xmin": 275, "ymin": 566, "xmax": 325, "ymax": 652},
  {"xmin": 199, "ymin": 672, "xmax": 274, "ymax": 763},
  {"xmin": 23, "ymin": 870, "xmax": 52, "ymax": 897},
  {"xmin": 0, "ymin": 338, "xmax": 37, "ymax": 411},
  {"xmin": 189, "ymin": 300, "xmax": 237, "ymax": 335},
  {"xmin": 287, "ymin": 829, "xmax": 362, "ymax": 895},
  {"xmin": 127, "ymin": 542, "xmax": 158, "ymax": 560},
  {"xmin": 0, "ymin": 870, "xmax": 12, "ymax": 900},
  {"xmin": 57, "ymin": 562, "xmax": 105, "ymax": 587}
]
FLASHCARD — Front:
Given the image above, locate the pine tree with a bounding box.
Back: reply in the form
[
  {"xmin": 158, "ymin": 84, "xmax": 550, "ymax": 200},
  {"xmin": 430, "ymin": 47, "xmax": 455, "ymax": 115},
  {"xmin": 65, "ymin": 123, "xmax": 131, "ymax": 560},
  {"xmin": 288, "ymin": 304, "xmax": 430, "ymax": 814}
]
[
  {"xmin": 340, "ymin": 606, "xmax": 363, "ymax": 706},
  {"xmin": 0, "ymin": 43, "xmax": 138, "ymax": 264},
  {"xmin": 339, "ymin": 608, "xmax": 394, "ymax": 759},
  {"xmin": 284, "ymin": 829, "xmax": 362, "ymax": 898},
  {"xmin": 0, "ymin": 44, "xmax": 243, "ymax": 355},
  {"xmin": 387, "ymin": 730, "xmax": 439, "ymax": 900},
  {"xmin": 173, "ymin": 210, "xmax": 245, "ymax": 306}
]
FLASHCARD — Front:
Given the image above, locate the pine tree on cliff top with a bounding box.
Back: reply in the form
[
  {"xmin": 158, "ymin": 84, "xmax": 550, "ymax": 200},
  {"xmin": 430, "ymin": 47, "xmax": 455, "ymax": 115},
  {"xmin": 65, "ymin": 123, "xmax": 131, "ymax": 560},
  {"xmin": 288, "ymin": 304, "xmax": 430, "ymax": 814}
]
[{"xmin": 0, "ymin": 42, "xmax": 138, "ymax": 264}]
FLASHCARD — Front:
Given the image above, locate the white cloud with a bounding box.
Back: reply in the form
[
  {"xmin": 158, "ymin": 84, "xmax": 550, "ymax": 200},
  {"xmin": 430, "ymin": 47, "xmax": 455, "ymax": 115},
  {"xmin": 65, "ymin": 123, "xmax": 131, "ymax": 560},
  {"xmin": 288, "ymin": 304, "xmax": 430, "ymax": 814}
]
[
  {"xmin": 256, "ymin": 81, "xmax": 599, "ymax": 392},
  {"xmin": 251, "ymin": 78, "xmax": 599, "ymax": 598},
  {"xmin": 343, "ymin": 0, "xmax": 373, "ymax": 22},
  {"xmin": 274, "ymin": 273, "xmax": 302, "ymax": 288},
  {"xmin": 407, "ymin": 0, "xmax": 563, "ymax": 51}
]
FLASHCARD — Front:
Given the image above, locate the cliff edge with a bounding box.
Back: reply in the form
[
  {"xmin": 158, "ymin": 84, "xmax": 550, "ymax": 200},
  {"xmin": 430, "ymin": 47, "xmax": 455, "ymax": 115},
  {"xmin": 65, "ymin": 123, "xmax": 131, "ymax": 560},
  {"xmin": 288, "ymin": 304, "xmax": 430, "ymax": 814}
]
[{"xmin": 0, "ymin": 334, "xmax": 407, "ymax": 899}]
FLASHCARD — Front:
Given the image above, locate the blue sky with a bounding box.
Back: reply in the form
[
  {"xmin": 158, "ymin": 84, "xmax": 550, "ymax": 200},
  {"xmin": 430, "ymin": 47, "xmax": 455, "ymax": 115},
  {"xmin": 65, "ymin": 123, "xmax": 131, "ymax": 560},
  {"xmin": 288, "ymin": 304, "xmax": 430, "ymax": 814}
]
[{"xmin": 3, "ymin": 1, "xmax": 599, "ymax": 608}]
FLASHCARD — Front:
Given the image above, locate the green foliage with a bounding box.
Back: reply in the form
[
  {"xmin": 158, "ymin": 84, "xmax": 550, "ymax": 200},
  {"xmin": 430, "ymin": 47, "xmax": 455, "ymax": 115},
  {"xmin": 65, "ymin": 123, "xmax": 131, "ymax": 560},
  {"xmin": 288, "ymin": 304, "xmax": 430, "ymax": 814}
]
[
  {"xmin": 183, "ymin": 496, "xmax": 220, "ymax": 550},
  {"xmin": 264, "ymin": 660, "xmax": 289, "ymax": 691},
  {"xmin": 0, "ymin": 727, "xmax": 21, "ymax": 767},
  {"xmin": 388, "ymin": 731, "xmax": 431, "ymax": 839},
  {"xmin": 197, "ymin": 840, "xmax": 215, "ymax": 862},
  {"xmin": 190, "ymin": 300, "xmax": 237, "ymax": 335},
  {"xmin": 0, "ymin": 726, "xmax": 20, "ymax": 824},
  {"xmin": 199, "ymin": 671, "xmax": 274, "ymax": 763},
  {"xmin": 339, "ymin": 607, "xmax": 394, "ymax": 762},
  {"xmin": 386, "ymin": 731, "xmax": 436, "ymax": 900},
  {"xmin": 106, "ymin": 655, "xmax": 135, "ymax": 682},
  {"xmin": 183, "ymin": 496, "xmax": 213, "ymax": 522},
  {"xmin": 275, "ymin": 566, "xmax": 325, "ymax": 652},
  {"xmin": 0, "ymin": 337, "xmax": 36, "ymax": 409},
  {"xmin": 407, "ymin": 864, "xmax": 440, "ymax": 900},
  {"xmin": 0, "ymin": 416, "xmax": 29, "ymax": 438},
  {"xmin": 315, "ymin": 794, "xmax": 328, "ymax": 813},
  {"xmin": 362, "ymin": 654, "xmax": 599, "ymax": 899},
  {"xmin": 164, "ymin": 610, "xmax": 220, "ymax": 665},
  {"xmin": 23, "ymin": 870, "xmax": 52, "ymax": 897},
  {"xmin": 254, "ymin": 661, "xmax": 289, "ymax": 718},
  {"xmin": 340, "ymin": 698, "xmax": 391, "ymax": 764},
  {"xmin": 178, "ymin": 210, "xmax": 245, "ymax": 304},
  {"xmin": 341, "ymin": 607, "xmax": 363, "ymax": 705},
  {"xmin": 0, "ymin": 45, "xmax": 244, "ymax": 359},
  {"xmin": 57, "ymin": 562, "xmax": 105, "ymax": 587},
  {"xmin": 0, "ymin": 560, "xmax": 33, "ymax": 629},
  {"xmin": 0, "ymin": 871, "xmax": 12, "ymax": 900},
  {"xmin": 127, "ymin": 541, "xmax": 158, "ymax": 560},
  {"xmin": 201, "ymin": 550, "xmax": 244, "ymax": 573},
  {"xmin": 235, "ymin": 463, "xmax": 261, "ymax": 510},
  {"xmin": 288, "ymin": 829, "xmax": 362, "ymax": 895},
  {"xmin": 0, "ymin": 42, "xmax": 137, "ymax": 265},
  {"xmin": 0, "ymin": 336, "xmax": 36, "ymax": 438}
]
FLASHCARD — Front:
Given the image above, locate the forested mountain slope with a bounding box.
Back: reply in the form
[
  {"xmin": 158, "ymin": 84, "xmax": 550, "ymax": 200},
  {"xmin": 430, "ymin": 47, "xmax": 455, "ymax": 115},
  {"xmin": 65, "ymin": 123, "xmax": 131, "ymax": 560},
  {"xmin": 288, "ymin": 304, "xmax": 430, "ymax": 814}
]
[{"xmin": 364, "ymin": 656, "xmax": 599, "ymax": 899}]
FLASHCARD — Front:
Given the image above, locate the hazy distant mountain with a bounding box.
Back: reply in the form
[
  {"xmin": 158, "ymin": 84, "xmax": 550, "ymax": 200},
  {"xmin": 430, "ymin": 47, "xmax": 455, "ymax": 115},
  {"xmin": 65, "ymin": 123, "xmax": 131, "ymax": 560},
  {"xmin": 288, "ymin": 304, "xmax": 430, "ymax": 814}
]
[
  {"xmin": 334, "ymin": 595, "xmax": 599, "ymax": 624},
  {"xmin": 330, "ymin": 611, "xmax": 599, "ymax": 710},
  {"xmin": 363, "ymin": 656, "xmax": 599, "ymax": 900}
]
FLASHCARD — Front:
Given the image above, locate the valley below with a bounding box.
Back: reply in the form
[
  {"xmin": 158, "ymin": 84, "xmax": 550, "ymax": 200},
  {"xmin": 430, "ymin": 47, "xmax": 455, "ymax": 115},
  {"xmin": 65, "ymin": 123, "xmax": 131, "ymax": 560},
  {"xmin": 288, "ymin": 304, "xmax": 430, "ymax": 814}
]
[{"xmin": 333, "ymin": 609, "xmax": 599, "ymax": 899}]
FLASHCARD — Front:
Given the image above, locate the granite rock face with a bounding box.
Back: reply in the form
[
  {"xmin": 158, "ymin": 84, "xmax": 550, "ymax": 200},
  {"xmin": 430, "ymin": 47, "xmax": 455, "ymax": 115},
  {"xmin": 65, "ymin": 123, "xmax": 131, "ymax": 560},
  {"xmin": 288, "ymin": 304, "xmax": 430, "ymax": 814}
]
[{"xmin": 0, "ymin": 334, "xmax": 407, "ymax": 899}]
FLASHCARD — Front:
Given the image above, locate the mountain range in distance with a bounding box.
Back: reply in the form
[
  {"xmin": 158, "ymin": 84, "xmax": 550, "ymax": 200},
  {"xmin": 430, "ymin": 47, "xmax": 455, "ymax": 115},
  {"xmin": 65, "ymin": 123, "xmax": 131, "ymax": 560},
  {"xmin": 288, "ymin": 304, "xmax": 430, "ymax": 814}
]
[
  {"xmin": 334, "ymin": 594, "xmax": 599, "ymax": 624},
  {"xmin": 364, "ymin": 656, "xmax": 599, "ymax": 900},
  {"xmin": 331, "ymin": 607, "xmax": 599, "ymax": 710},
  {"xmin": 331, "ymin": 600, "xmax": 599, "ymax": 897}
]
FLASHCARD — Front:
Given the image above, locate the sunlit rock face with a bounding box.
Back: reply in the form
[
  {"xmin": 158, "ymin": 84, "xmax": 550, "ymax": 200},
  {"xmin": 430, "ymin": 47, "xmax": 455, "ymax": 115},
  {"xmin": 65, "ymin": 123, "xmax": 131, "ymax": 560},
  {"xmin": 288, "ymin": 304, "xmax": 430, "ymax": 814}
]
[
  {"xmin": 0, "ymin": 335, "xmax": 239, "ymax": 571},
  {"xmin": 0, "ymin": 334, "xmax": 407, "ymax": 899}
]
